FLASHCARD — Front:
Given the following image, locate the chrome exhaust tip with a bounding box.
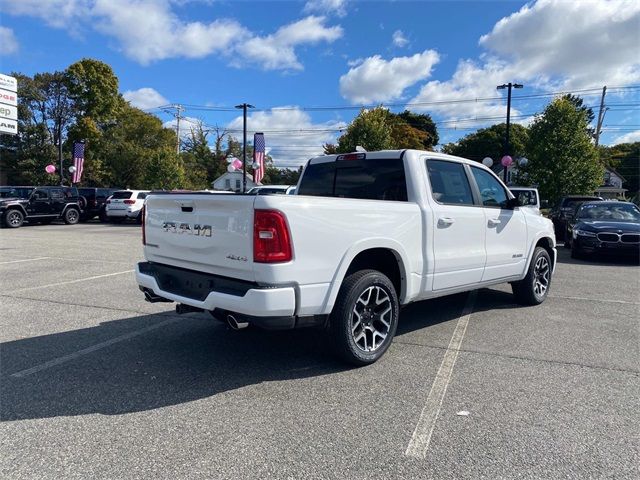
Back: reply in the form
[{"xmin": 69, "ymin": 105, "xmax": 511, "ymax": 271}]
[{"xmin": 227, "ymin": 314, "xmax": 249, "ymax": 330}]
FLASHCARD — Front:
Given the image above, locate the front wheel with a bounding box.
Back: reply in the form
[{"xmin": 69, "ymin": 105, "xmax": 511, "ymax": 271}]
[
  {"xmin": 329, "ymin": 270, "xmax": 399, "ymax": 366},
  {"xmin": 4, "ymin": 209, "xmax": 24, "ymax": 228},
  {"xmin": 512, "ymin": 247, "xmax": 552, "ymax": 306},
  {"xmin": 63, "ymin": 208, "xmax": 80, "ymax": 225}
]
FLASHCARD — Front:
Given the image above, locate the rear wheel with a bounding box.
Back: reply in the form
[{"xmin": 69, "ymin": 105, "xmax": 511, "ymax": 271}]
[
  {"xmin": 512, "ymin": 247, "xmax": 552, "ymax": 306},
  {"xmin": 329, "ymin": 270, "xmax": 399, "ymax": 366},
  {"xmin": 63, "ymin": 208, "xmax": 80, "ymax": 225},
  {"xmin": 4, "ymin": 209, "xmax": 24, "ymax": 228}
]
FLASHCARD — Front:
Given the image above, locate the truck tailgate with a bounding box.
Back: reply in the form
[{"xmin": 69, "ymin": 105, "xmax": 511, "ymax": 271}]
[{"xmin": 144, "ymin": 193, "xmax": 256, "ymax": 281}]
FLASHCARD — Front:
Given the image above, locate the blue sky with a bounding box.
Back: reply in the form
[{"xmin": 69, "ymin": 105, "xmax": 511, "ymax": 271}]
[{"xmin": 1, "ymin": 0, "xmax": 639, "ymax": 167}]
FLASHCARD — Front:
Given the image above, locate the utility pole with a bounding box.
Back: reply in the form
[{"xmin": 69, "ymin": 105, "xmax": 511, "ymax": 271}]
[
  {"xmin": 235, "ymin": 102, "xmax": 254, "ymax": 193},
  {"xmin": 58, "ymin": 128, "xmax": 64, "ymax": 186},
  {"xmin": 174, "ymin": 104, "xmax": 183, "ymax": 155},
  {"xmin": 594, "ymin": 86, "xmax": 607, "ymax": 147},
  {"xmin": 497, "ymin": 82, "xmax": 523, "ymax": 182}
]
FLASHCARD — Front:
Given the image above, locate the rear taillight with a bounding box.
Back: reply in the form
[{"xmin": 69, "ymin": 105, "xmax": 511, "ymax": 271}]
[
  {"xmin": 141, "ymin": 205, "xmax": 146, "ymax": 245},
  {"xmin": 254, "ymin": 210, "xmax": 292, "ymax": 263},
  {"xmin": 124, "ymin": 199, "xmax": 135, "ymax": 205}
]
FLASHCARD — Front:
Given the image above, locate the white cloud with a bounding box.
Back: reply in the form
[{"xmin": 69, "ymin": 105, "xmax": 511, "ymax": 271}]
[
  {"xmin": 479, "ymin": 0, "xmax": 640, "ymax": 89},
  {"xmin": 123, "ymin": 88, "xmax": 169, "ymax": 110},
  {"xmin": 408, "ymin": 0, "xmax": 640, "ymax": 122},
  {"xmin": 303, "ymin": 0, "xmax": 348, "ymax": 17},
  {"xmin": 611, "ymin": 130, "xmax": 640, "ymax": 145},
  {"xmin": 0, "ymin": 27, "xmax": 18, "ymax": 55},
  {"xmin": 2, "ymin": 1, "xmax": 343, "ymax": 69},
  {"xmin": 227, "ymin": 107, "xmax": 347, "ymax": 167},
  {"xmin": 234, "ymin": 16, "xmax": 343, "ymax": 71},
  {"xmin": 340, "ymin": 50, "xmax": 440, "ymax": 104},
  {"xmin": 392, "ymin": 30, "xmax": 408, "ymax": 48}
]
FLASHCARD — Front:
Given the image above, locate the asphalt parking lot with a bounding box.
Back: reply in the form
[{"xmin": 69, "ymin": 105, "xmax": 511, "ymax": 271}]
[{"xmin": 1, "ymin": 222, "xmax": 638, "ymax": 479}]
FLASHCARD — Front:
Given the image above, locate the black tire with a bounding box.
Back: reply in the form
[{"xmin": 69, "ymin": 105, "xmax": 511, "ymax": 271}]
[
  {"xmin": 63, "ymin": 207, "xmax": 80, "ymax": 225},
  {"xmin": 78, "ymin": 196, "xmax": 87, "ymax": 211},
  {"xmin": 512, "ymin": 247, "xmax": 552, "ymax": 306},
  {"xmin": 329, "ymin": 270, "xmax": 399, "ymax": 366},
  {"xmin": 4, "ymin": 209, "xmax": 24, "ymax": 228}
]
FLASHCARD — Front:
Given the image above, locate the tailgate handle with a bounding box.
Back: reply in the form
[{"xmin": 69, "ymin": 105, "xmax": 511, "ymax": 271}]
[{"xmin": 176, "ymin": 200, "xmax": 194, "ymax": 213}]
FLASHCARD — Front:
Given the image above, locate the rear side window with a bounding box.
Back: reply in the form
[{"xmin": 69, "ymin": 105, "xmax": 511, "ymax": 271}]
[
  {"xmin": 297, "ymin": 158, "xmax": 408, "ymax": 201},
  {"xmin": 137, "ymin": 192, "xmax": 147, "ymax": 199},
  {"xmin": 111, "ymin": 191, "xmax": 133, "ymax": 199},
  {"xmin": 427, "ymin": 160, "xmax": 474, "ymax": 205},
  {"xmin": 50, "ymin": 188, "xmax": 64, "ymax": 200}
]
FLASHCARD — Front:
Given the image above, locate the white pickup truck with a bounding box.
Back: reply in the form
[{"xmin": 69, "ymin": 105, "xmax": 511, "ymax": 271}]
[{"xmin": 136, "ymin": 150, "xmax": 556, "ymax": 365}]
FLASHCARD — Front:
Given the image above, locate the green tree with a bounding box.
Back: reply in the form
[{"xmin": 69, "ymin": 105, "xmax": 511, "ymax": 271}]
[
  {"xmin": 521, "ymin": 97, "xmax": 603, "ymax": 204},
  {"xmin": 600, "ymin": 142, "xmax": 640, "ymax": 198},
  {"xmin": 66, "ymin": 58, "xmax": 120, "ymax": 123},
  {"xmin": 144, "ymin": 150, "xmax": 186, "ymax": 190},
  {"xmin": 336, "ymin": 107, "xmax": 394, "ymax": 153},
  {"xmin": 395, "ymin": 110, "xmax": 438, "ymax": 149},
  {"xmin": 442, "ymin": 123, "xmax": 529, "ymax": 163}
]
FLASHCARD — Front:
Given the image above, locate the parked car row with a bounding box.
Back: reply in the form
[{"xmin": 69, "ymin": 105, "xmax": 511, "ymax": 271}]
[{"xmin": 0, "ymin": 185, "xmax": 151, "ymax": 228}]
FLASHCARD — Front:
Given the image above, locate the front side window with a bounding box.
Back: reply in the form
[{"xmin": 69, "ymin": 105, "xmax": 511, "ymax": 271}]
[
  {"xmin": 471, "ymin": 167, "xmax": 508, "ymax": 208},
  {"xmin": 32, "ymin": 189, "xmax": 49, "ymax": 200},
  {"xmin": 426, "ymin": 160, "xmax": 474, "ymax": 205}
]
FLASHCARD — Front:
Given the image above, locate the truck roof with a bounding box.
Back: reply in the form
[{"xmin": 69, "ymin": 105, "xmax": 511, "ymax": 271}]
[{"xmin": 308, "ymin": 149, "xmax": 480, "ymax": 166}]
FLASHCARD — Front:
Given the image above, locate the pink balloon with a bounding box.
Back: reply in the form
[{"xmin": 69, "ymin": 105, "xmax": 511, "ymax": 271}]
[
  {"xmin": 501, "ymin": 155, "xmax": 513, "ymax": 167},
  {"xmin": 231, "ymin": 158, "xmax": 242, "ymax": 170},
  {"xmin": 45, "ymin": 164, "xmax": 56, "ymax": 174}
]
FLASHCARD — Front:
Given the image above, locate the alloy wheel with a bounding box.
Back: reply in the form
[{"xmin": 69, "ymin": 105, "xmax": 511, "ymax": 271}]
[
  {"xmin": 533, "ymin": 256, "xmax": 550, "ymax": 297},
  {"xmin": 350, "ymin": 286, "xmax": 393, "ymax": 352}
]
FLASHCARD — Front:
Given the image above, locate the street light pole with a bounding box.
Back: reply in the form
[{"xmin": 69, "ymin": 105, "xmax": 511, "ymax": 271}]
[
  {"xmin": 497, "ymin": 82, "xmax": 523, "ymax": 183},
  {"xmin": 235, "ymin": 103, "xmax": 254, "ymax": 193}
]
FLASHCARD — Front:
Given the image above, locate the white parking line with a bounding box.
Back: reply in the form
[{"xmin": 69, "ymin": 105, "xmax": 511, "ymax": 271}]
[
  {"xmin": 11, "ymin": 317, "xmax": 180, "ymax": 378},
  {"xmin": 0, "ymin": 257, "xmax": 50, "ymax": 265},
  {"xmin": 405, "ymin": 291, "xmax": 476, "ymax": 459},
  {"xmin": 6, "ymin": 270, "xmax": 135, "ymax": 293},
  {"xmin": 550, "ymin": 294, "xmax": 640, "ymax": 305}
]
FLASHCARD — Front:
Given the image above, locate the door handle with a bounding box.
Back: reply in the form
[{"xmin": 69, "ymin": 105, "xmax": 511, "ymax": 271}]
[
  {"xmin": 438, "ymin": 217, "xmax": 455, "ymax": 227},
  {"xmin": 488, "ymin": 218, "xmax": 502, "ymax": 227}
]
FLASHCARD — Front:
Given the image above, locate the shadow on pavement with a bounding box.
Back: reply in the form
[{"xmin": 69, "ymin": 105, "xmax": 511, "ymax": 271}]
[{"xmin": 1, "ymin": 288, "xmax": 526, "ymax": 422}]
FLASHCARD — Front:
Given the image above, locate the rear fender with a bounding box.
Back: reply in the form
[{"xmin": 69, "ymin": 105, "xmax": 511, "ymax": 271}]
[{"xmin": 321, "ymin": 238, "xmax": 412, "ymax": 315}]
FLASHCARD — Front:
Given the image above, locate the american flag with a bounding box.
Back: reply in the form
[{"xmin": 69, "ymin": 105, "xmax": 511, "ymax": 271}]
[
  {"xmin": 72, "ymin": 142, "xmax": 85, "ymax": 184},
  {"xmin": 253, "ymin": 132, "xmax": 265, "ymax": 185}
]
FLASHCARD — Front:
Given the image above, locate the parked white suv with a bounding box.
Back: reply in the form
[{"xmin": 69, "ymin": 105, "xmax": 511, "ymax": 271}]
[
  {"xmin": 106, "ymin": 190, "xmax": 149, "ymax": 223},
  {"xmin": 137, "ymin": 150, "xmax": 556, "ymax": 365}
]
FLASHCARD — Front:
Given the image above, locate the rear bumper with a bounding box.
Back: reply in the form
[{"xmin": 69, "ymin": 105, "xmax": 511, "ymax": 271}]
[{"xmin": 135, "ymin": 262, "xmax": 296, "ymax": 317}]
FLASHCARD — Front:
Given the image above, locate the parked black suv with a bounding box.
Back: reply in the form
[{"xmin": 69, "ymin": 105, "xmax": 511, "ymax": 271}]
[
  {"xmin": 0, "ymin": 186, "xmax": 83, "ymax": 228},
  {"xmin": 78, "ymin": 187, "xmax": 121, "ymax": 222}
]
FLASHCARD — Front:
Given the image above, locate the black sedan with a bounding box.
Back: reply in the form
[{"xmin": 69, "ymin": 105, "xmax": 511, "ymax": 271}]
[{"xmin": 566, "ymin": 201, "xmax": 640, "ymax": 259}]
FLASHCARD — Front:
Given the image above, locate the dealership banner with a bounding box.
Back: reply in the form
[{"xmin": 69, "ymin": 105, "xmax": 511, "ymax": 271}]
[
  {"xmin": 0, "ymin": 73, "xmax": 17, "ymax": 92},
  {"xmin": 0, "ymin": 73, "xmax": 18, "ymax": 135},
  {"xmin": 0, "ymin": 103, "xmax": 17, "ymax": 121}
]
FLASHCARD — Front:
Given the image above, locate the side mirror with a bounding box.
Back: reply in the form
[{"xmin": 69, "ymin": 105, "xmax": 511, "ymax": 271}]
[{"xmin": 505, "ymin": 197, "xmax": 520, "ymax": 209}]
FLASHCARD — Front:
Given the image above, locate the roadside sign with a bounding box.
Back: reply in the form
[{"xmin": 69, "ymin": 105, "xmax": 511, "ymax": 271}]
[
  {"xmin": 0, "ymin": 73, "xmax": 18, "ymax": 135},
  {"xmin": 0, "ymin": 118, "xmax": 18, "ymax": 135},
  {"xmin": 0, "ymin": 103, "xmax": 17, "ymax": 120},
  {"xmin": 0, "ymin": 73, "xmax": 17, "ymax": 92},
  {"xmin": 0, "ymin": 87, "xmax": 17, "ymax": 107}
]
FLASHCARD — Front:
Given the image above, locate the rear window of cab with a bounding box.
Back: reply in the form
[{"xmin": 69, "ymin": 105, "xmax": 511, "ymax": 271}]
[{"xmin": 297, "ymin": 158, "xmax": 408, "ymax": 201}]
